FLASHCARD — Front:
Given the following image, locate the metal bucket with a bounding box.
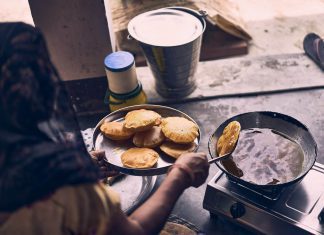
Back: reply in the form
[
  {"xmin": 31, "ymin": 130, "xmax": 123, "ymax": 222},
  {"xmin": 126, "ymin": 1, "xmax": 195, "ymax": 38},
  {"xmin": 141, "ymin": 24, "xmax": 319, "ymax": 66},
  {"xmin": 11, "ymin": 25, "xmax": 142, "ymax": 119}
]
[{"xmin": 128, "ymin": 7, "xmax": 207, "ymax": 98}]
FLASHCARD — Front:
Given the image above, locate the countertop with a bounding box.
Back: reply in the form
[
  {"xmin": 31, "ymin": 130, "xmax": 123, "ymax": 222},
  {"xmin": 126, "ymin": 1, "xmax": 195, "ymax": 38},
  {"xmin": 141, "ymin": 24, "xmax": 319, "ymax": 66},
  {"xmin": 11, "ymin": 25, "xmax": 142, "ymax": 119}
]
[
  {"xmin": 78, "ymin": 87, "xmax": 324, "ymax": 234},
  {"xmin": 76, "ymin": 49, "xmax": 324, "ymax": 234}
]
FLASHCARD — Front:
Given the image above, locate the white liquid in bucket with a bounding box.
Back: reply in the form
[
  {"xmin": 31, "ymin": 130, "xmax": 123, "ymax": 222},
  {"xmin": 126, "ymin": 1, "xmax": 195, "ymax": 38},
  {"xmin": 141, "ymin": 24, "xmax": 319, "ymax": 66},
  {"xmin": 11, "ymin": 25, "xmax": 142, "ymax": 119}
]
[{"xmin": 129, "ymin": 9, "xmax": 203, "ymax": 47}]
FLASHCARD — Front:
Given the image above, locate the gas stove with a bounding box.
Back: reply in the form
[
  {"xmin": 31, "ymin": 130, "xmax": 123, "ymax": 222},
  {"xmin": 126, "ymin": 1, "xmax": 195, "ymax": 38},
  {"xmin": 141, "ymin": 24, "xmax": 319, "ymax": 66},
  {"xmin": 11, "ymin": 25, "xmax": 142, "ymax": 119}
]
[{"xmin": 203, "ymin": 162, "xmax": 324, "ymax": 235}]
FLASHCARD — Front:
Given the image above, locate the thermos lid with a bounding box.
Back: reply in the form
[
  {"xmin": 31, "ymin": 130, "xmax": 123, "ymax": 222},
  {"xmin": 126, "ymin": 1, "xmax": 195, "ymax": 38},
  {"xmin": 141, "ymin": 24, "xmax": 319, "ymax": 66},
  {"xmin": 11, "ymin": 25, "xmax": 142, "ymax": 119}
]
[
  {"xmin": 128, "ymin": 8, "xmax": 204, "ymax": 47},
  {"xmin": 104, "ymin": 51, "xmax": 135, "ymax": 72},
  {"xmin": 104, "ymin": 51, "xmax": 139, "ymax": 94}
]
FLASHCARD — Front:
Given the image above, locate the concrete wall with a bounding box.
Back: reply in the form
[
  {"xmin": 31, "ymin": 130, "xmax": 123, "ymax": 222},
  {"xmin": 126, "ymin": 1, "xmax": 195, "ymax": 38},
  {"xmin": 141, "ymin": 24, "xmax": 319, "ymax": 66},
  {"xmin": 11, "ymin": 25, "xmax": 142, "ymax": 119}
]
[{"xmin": 29, "ymin": 0, "xmax": 114, "ymax": 81}]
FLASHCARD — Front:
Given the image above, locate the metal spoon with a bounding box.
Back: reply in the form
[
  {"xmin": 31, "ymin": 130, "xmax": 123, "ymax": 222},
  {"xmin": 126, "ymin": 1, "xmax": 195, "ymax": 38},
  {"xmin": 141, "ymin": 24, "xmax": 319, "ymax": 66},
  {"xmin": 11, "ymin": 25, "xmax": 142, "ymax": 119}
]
[{"xmin": 208, "ymin": 151, "xmax": 234, "ymax": 164}]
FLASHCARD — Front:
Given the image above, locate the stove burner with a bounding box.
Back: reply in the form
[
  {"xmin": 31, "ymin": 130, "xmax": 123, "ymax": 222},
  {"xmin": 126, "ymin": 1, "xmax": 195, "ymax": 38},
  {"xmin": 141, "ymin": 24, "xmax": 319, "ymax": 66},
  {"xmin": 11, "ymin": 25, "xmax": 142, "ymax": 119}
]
[
  {"xmin": 203, "ymin": 162, "xmax": 324, "ymax": 235},
  {"xmin": 226, "ymin": 175, "xmax": 287, "ymax": 201}
]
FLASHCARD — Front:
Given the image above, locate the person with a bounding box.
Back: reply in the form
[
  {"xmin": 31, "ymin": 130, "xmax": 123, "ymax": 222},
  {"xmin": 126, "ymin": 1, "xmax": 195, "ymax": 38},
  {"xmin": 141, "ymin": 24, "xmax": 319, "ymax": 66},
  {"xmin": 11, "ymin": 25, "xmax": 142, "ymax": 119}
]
[{"xmin": 0, "ymin": 22, "xmax": 210, "ymax": 235}]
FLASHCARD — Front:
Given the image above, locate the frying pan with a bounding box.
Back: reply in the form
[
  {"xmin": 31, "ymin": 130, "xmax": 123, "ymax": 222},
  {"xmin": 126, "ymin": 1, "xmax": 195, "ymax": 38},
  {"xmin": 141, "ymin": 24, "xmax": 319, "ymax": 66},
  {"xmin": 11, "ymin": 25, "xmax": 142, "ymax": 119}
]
[
  {"xmin": 208, "ymin": 111, "xmax": 317, "ymax": 190},
  {"xmin": 92, "ymin": 104, "xmax": 200, "ymax": 176}
]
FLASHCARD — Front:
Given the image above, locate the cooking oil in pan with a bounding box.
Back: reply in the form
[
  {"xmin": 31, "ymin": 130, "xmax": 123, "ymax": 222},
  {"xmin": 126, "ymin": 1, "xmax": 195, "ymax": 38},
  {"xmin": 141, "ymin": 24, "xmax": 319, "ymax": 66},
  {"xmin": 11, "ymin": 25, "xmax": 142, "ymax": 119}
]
[{"xmin": 222, "ymin": 128, "xmax": 304, "ymax": 185}]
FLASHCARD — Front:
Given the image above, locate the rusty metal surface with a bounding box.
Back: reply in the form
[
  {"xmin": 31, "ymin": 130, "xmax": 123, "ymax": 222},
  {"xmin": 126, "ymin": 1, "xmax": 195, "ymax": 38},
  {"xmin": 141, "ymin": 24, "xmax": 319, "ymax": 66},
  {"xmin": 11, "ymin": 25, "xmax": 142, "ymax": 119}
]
[{"xmin": 78, "ymin": 88, "xmax": 324, "ymax": 234}]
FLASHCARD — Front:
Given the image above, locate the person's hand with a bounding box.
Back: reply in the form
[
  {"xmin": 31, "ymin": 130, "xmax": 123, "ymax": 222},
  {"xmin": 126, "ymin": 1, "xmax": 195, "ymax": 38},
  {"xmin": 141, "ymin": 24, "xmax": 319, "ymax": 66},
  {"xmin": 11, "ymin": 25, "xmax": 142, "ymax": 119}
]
[
  {"xmin": 89, "ymin": 150, "xmax": 119, "ymax": 179},
  {"xmin": 172, "ymin": 152, "xmax": 209, "ymax": 188}
]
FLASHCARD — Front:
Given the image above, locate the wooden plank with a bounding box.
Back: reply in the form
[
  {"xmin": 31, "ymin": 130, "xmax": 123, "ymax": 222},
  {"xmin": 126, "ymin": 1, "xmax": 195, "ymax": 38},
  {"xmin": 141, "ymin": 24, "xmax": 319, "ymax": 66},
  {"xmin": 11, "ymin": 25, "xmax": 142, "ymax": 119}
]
[
  {"xmin": 199, "ymin": 21, "xmax": 248, "ymax": 61},
  {"xmin": 29, "ymin": 0, "xmax": 113, "ymax": 80}
]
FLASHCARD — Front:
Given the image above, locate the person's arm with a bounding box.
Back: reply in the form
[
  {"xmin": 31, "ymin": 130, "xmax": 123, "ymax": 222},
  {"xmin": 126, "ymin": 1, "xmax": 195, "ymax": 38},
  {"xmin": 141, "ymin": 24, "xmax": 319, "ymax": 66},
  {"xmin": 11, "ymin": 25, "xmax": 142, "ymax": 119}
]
[{"xmin": 107, "ymin": 152, "xmax": 209, "ymax": 235}]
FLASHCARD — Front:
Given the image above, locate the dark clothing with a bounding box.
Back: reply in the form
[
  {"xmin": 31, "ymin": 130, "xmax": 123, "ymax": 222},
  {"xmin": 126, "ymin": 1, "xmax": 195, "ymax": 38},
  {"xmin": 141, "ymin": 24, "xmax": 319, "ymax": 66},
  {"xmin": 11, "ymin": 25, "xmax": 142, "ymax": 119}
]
[{"xmin": 0, "ymin": 22, "xmax": 99, "ymax": 212}]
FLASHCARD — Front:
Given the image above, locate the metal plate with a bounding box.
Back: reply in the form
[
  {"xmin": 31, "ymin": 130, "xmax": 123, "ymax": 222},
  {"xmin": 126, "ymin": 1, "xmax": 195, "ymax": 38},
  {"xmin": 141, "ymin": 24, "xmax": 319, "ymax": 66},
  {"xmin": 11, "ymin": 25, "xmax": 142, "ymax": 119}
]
[
  {"xmin": 92, "ymin": 104, "xmax": 201, "ymax": 176},
  {"xmin": 82, "ymin": 125, "xmax": 157, "ymax": 214},
  {"xmin": 108, "ymin": 175, "xmax": 156, "ymax": 214},
  {"xmin": 208, "ymin": 111, "xmax": 317, "ymax": 189},
  {"xmin": 128, "ymin": 8, "xmax": 203, "ymax": 47}
]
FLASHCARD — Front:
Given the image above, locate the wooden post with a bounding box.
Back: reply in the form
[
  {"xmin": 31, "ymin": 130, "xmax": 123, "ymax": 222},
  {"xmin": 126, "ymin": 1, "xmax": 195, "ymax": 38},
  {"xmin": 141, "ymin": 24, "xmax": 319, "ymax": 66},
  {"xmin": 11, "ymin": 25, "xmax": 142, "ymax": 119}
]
[{"xmin": 28, "ymin": 0, "xmax": 115, "ymax": 81}]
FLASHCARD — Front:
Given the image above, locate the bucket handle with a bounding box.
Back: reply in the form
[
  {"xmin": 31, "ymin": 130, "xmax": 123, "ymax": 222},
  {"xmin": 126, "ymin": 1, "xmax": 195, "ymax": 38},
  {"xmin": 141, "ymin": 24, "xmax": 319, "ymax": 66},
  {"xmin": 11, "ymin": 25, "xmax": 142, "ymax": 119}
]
[
  {"xmin": 165, "ymin": 6, "xmax": 208, "ymax": 19},
  {"xmin": 198, "ymin": 10, "xmax": 208, "ymax": 18}
]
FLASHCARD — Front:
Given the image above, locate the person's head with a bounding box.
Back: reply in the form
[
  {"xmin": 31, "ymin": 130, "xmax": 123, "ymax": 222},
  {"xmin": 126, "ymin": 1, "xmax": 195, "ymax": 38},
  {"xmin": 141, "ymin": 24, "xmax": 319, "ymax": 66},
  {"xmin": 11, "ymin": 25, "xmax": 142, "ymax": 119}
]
[{"xmin": 0, "ymin": 22, "xmax": 58, "ymax": 132}]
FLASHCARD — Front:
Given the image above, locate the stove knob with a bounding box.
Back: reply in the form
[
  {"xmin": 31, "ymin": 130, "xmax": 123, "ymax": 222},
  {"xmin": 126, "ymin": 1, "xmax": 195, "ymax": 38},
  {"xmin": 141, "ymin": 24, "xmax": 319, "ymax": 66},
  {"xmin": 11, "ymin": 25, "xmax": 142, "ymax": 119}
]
[
  {"xmin": 319, "ymin": 208, "xmax": 324, "ymax": 224},
  {"xmin": 230, "ymin": 202, "xmax": 245, "ymax": 219}
]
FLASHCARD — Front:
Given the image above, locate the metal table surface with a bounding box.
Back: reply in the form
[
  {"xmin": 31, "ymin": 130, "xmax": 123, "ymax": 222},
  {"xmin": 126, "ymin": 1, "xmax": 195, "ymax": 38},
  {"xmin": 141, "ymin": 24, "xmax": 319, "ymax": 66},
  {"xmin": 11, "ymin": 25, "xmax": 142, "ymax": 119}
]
[{"xmin": 78, "ymin": 88, "xmax": 324, "ymax": 234}]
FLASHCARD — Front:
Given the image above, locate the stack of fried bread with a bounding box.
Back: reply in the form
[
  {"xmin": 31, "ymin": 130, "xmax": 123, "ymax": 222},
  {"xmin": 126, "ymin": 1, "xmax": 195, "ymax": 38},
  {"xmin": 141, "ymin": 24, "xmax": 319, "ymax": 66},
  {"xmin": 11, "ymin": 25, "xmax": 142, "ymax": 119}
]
[{"xmin": 100, "ymin": 109, "xmax": 199, "ymax": 169}]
